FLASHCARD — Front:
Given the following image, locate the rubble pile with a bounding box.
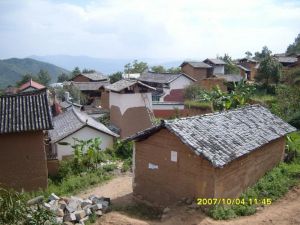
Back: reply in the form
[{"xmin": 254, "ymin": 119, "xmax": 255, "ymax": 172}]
[{"xmin": 28, "ymin": 193, "xmax": 110, "ymax": 225}]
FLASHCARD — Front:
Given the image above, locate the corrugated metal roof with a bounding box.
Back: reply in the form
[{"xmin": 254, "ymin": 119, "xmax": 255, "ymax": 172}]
[
  {"xmin": 129, "ymin": 105, "xmax": 296, "ymax": 168},
  {"xmin": 0, "ymin": 89, "xmax": 53, "ymax": 134},
  {"xmin": 49, "ymin": 108, "xmax": 118, "ymax": 143}
]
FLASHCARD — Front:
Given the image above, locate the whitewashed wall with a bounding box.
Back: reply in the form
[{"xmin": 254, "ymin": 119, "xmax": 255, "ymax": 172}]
[
  {"xmin": 53, "ymin": 126, "xmax": 114, "ymax": 160},
  {"xmin": 109, "ymin": 92, "xmax": 152, "ymax": 115}
]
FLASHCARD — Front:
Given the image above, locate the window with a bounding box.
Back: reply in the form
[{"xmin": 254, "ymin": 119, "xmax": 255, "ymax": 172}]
[
  {"xmin": 152, "ymin": 95, "xmax": 160, "ymax": 102},
  {"xmin": 171, "ymin": 151, "xmax": 177, "ymax": 162}
]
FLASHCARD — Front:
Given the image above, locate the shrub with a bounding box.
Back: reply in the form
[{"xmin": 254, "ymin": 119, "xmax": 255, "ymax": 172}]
[
  {"xmin": 288, "ymin": 111, "xmax": 300, "ymax": 129},
  {"xmin": 184, "ymin": 100, "xmax": 212, "ymax": 110},
  {"xmin": 122, "ymin": 158, "xmax": 132, "ymax": 172},
  {"xmin": 114, "ymin": 140, "xmax": 133, "ymax": 159}
]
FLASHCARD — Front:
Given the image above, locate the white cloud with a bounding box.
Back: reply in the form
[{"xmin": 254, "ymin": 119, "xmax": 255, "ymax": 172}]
[{"xmin": 0, "ymin": 0, "xmax": 299, "ymax": 59}]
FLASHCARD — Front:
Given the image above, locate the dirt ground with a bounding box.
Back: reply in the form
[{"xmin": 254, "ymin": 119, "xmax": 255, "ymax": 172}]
[{"xmin": 78, "ymin": 173, "xmax": 300, "ymax": 225}]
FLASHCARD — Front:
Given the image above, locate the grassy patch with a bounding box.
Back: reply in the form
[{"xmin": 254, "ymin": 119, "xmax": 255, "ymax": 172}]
[
  {"xmin": 112, "ymin": 203, "xmax": 162, "ymax": 220},
  {"xmin": 209, "ymin": 132, "xmax": 300, "ymax": 220},
  {"xmin": 250, "ymin": 94, "xmax": 276, "ymax": 106},
  {"xmin": 184, "ymin": 100, "xmax": 212, "ymax": 110}
]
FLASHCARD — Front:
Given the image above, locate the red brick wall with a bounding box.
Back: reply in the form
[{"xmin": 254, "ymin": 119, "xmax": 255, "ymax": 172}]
[
  {"xmin": 181, "ymin": 64, "xmax": 209, "ymax": 82},
  {"xmin": 163, "ymin": 89, "xmax": 184, "ymax": 102}
]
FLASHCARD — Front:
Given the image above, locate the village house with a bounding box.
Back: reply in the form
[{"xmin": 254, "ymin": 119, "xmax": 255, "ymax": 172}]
[
  {"xmin": 138, "ymin": 71, "xmax": 196, "ymax": 102},
  {"xmin": 105, "ymin": 79, "xmax": 155, "ymax": 138},
  {"xmin": 18, "ymin": 79, "xmax": 46, "ymax": 92},
  {"xmin": 203, "ymin": 58, "xmax": 226, "ymax": 75},
  {"xmin": 129, "ymin": 105, "xmax": 296, "ymax": 206},
  {"xmin": 273, "ymin": 55, "xmax": 299, "ymax": 68},
  {"xmin": 0, "ymin": 89, "xmax": 53, "ymax": 191},
  {"xmin": 48, "ymin": 107, "xmax": 118, "ymax": 160},
  {"xmin": 68, "ymin": 72, "xmax": 110, "ymax": 106},
  {"xmin": 237, "ymin": 58, "xmax": 259, "ymax": 80},
  {"xmin": 180, "ymin": 61, "xmax": 213, "ymax": 82}
]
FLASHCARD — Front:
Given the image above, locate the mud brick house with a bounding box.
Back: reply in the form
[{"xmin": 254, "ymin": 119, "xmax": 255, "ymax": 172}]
[
  {"xmin": 180, "ymin": 61, "xmax": 213, "ymax": 83},
  {"xmin": 18, "ymin": 79, "xmax": 45, "ymax": 93},
  {"xmin": 105, "ymin": 79, "xmax": 155, "ymax": 138},
  {"xmin": 203, "ymin": 58, "xmax": 226, "ymax": 75},
  {"xmin": 129, "ymin": 105, "xmax": 296, "ymax": 206},
  {"xmin": 274, "ymin": 55, "xmax": 298, "ymax": 68},
  {"xmin": 48, "ymin": 108, "xmax": 118, "ymax": 160},
  {"xmin": 68, "ymin": 72, "xmax": 110, "ymax": 106},
  {"xmin": 237, "ymin": 58, "xmax": 259, "ymax": 80},
  {"xmin": 0, "ymin": 89, "xmax": 53, "ymax": 191},
  {"xmin": 138, "ymin": 71, "xmax": 195, "ymax": 103}
]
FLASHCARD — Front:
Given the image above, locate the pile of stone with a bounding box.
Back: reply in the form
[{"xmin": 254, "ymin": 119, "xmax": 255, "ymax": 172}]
[{"xmin": 27, "ymin": 193, "xmax": 110, "ymax": 225}]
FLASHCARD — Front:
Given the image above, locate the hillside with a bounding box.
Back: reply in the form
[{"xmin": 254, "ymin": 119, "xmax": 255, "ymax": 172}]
[{"xmin": 0, "ymin": 58, "xmax": 69, "ymax": 89}]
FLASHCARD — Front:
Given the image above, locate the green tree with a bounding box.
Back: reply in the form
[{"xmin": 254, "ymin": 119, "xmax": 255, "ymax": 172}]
[
  {"xmin": 16, "ymin": 73, "xmax": 38, "ymax": 87},
  {"xmin": 167, "ymin": 67, "xmax": 181, "ymax": 73},
  {"xmin": 286, "ymin": 33, "xmax": 300, "ymax": 55},
  {"xmin": 150, "ymin": 65, "xmax": 167, "ymax": 73},
  {"xmin": 57, "ymin": 73, "xmax": 70, "ymax": 82},
  {"xmin": 82, "ymin": 68, "xmax": 96, "ymax": 73},
  {"xmin": 254, "ymin": 46, "xmax": 272, "ymax": 60},
  {"xmin": 256, "ymin": 55, "xmax": 282, "ymax": 86},
  {"xmin": 36, "ymin": 69, "xmax": 51, "ymax": 86},
  {"xmin": 218, "ymin": 54, "xmax": 239, "ymax": 74},
  {"xmin": 109, "ymin": 72, "xmax": 123, "ymax": 84},
  {"xmin": 183, "ymin": 84, "xmax": 204, "ymax": 100},
  {"xmin": 245, "ymin": 51, "xmax": 253, "ymax": 59},
  {"xmin": 124, "ymin": 60, "xmax": 148, "ymax": 73},
  {"xmin": 71, "ymin": 67, "xmax": 81, "ymax": 78}
]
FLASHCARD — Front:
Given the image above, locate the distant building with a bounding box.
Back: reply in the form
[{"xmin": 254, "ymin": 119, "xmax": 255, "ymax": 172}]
[
  {"xmin": 0, "ymin": 89, "xmax": 53, "ymax": 191},
  {"xmin": 129, "ymin": 105, "xmax": 296, "ymax": 206},
  {"xmin": 70, "ymin": 72, "xmax": 109, "ymax": 82},
  {"xmin": 122, "ymin": 73, "xmax": 140, "ymax": 79},
  {"xmin": 105, "ymin": 79, "xmax": 155, "ymax": 138},
  {"xmin": 237, "ymin": 58, "xmax": 259, "ymax": 80},
  {"xmin": 138, "ymin": 71, "xmax": 195, "ymax": 102},
  {"xmin": 18, "ymin": 79, "xmax": 45, "ymax": 93},
  {"xmin": 180, "ymin": 61, "xmax": 213, "ymax": 83},
  {"xmin": 203, "ymin": 58, "xmax": 226, "ymax": 75},
  {"xmin": 48, "ymin": 108, "xmax": 118, "ymax": 160}
]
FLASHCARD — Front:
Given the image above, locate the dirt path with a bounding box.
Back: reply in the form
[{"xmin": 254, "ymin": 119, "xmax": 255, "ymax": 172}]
[{"xmin": 79, "ymin": 174, "xmax": 300, "ymax": 225}]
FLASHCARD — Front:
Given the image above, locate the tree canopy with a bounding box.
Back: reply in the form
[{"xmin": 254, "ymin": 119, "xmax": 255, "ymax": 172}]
[
  {"xmin": 254, "ymin": 46, "xmax": 272, "ymax": 60},
  {"xmin": 256, "ymin": 55, "xmax": 282, "ymax": 86},
  {"xmin": 16, "ymin": 69, "xmax": 51, "ymax": 87},
  {"xmin": 57, "ymin": 73, "xmax": 70, "ymax": 82},
  {"xmin": 124, "ymin": 60, "xmax": 148, "ymax": 73},
  {"xmin": 150, "ymin": 65, "xmax": 181, "ymax": 73},
  {"xmin": 286, "ymin": 33, "xmax": 300, "ymax": 55},
  {"xmin": 109, "ymin": 72, "xmax": 123, "ymax": 84},
  {"xmin": 217, "ymin": 54, "xmax": 239, "ymax": 74}
]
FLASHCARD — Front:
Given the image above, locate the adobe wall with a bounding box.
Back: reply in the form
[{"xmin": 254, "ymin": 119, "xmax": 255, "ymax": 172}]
[
  {"xmin": 199, "ymin": 78, "xmax": 227, "ymax": 92},
  {"xmin": 134, "ymin": 129, "xmax": 216, "ymax": 206},
  {"xmin": 214, "ymin": 137, "xmax": 285, "ymax": 198},
  {"xmin": 47, "ymin": 159, "xmax": 59, "ymax": 176},
  {"xmin": 0, "ymin": 131, "xmax": 48, "ymax": 191},
  {"xmin": 181, "ymin": 64, "xmax": 209, "ymax": 82},
  {"xmin": 100, "ymin": 90, "xmax": 110, "ymax": 110},
  {"xmin": 110, "ymin": 105, "xmax": 153, "ymax": 139}
]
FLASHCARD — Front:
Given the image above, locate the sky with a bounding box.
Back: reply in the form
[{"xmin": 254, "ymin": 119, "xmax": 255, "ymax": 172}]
[{"xmin": 0, "ymin": 0, "xmax": 299, "ymax": 60}]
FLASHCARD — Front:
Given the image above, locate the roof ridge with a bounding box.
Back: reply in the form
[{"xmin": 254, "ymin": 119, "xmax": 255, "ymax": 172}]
[
  {"xmin": 71, "ymin": 107, "xmax": 87, "ymax": 125},
  {"xmin": 0, "ymin": 88, "xmax": 48, "ymax": 97},
  {"xmin": 164, "ymin": 104, "xmax": 262, "ymax": 123}
]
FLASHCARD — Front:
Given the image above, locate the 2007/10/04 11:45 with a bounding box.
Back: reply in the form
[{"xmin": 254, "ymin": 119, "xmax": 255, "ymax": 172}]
[{"xmin": 196, "ymin": 198, "xmax": 272, "ymax": 205}]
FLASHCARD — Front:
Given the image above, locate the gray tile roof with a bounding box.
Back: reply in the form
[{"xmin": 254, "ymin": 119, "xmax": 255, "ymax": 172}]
[
  {"xmin": 129, "ymin": 105, "xmax": 296, "ymax": 168},
  {"xmin": 81, "ymin": 72, "xmax": 108, "ymax": 81},
  {"xmin": 275, "ymin": 56, "xmax": 298, "ymax": 64},
  {"xmin": 138, "ymin": 71, "xmax": 196, "ymax": 84},
  {"xmin": 49, "ymin": 108, "xmax": 118, "ymax": 143},
  {"xmin": 0, "ymin": 89, "xmax": 53, "ymax": 134},
  {"xmin": 180, "ymin": 61, "xmax": 212, "ymax": 68},
  {"xmin": 215, "ymin": 74, "xmax": 244, "ymax": 82},
  {"xmin": 204, "ymin": 58, "xmax": 226, "ymax": 65},
  {"xmin": 70, "ymin": 81, "xmax": 110, "ymax": 91},
  {"xmin": 105, "ymin": 79, "xmax": 155, "ymax": 92}
]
